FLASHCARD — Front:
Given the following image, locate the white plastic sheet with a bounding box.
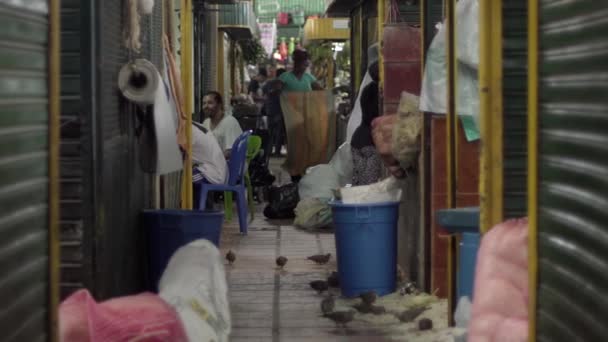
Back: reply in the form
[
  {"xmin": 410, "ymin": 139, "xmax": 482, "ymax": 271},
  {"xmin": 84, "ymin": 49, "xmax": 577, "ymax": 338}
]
[
  {"xmin": 346, "ymin": 71, "xmax": 373, "ymax": 142},
  {"xmin": 419, "ymin": 0, "xmax": 480, "ymax": 129}
]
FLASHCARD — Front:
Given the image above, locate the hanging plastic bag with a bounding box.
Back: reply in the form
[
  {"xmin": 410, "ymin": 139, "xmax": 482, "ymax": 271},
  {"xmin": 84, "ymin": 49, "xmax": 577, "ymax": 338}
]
[
  {"xmin": 419, "ymin": 22, "xmax": 447, "ymax": 114},
  {"xmin": 328, "ymin": 142, "xmax": 354, "ymax": 187},
  {"xmin": 420, "ymin": 0, "xmax": 480, "ymax": 132}
]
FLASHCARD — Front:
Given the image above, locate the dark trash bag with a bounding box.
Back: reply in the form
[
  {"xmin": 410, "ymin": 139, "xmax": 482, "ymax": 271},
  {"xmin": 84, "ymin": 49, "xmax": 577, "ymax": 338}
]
[
  {"xmin": 249, "ymin": 154, "xmax": 275, "ymax": 187},
  {"xmin": 264, "ymin": 183, "xmax": 299, "ymax": 219}
]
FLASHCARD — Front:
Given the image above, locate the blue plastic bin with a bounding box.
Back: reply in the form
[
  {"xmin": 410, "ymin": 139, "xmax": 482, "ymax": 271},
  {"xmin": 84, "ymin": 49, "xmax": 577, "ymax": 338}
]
[
  {"xmin": 436, "ymin": 207, "xmax": 480, "ymax": 300},
  {"xmin": 329, "ymin": 201, "xmax": 400, "ymax": 298},
  {"xmin": 143, "ymin": 209, "xmax": 224, "ymax": 291}
]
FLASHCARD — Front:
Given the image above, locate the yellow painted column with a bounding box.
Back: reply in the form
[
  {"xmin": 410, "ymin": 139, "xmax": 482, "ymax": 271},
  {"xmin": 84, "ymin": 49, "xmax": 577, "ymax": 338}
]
[
  {"xmin": 180, "ymin": 0, "xmax": 193, "ymax": 209},
  {"xmin": 445, "ymin": 0, "xmax": 457, "ymax": 326},
  {"xmin": 48, "ymin": 0, "xmax": 61, "ymax": 340},
  {"xmin": 527, "ymin": 0, "xmax": 539, "ymax": 340},
  {"xmin": 479, "ymin": 1, "xmax": 504, "ymax": 233},
  {"xmin": 377, "ymin": 0, "xmax": 385, "ymax": 93}
]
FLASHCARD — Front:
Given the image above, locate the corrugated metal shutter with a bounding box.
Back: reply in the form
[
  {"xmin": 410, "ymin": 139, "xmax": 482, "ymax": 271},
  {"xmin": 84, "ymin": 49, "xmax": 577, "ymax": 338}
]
[
  {"xmin": 398, "ymin": 2, "xmax": 420, "ymax": 26},
  {"xmin": 537, "ymin": 1, "xmax": 608, "ymax": 340},
  {"xmin": 423, "ymin": 0, "xmax": 443, "ymax": 52},
  {"xmin": 502, "ymin": 1, "xmax": 527, "ymax": 218},
  {"xmin": 60, "ymin": 0, "xmax": 93, "ymax": 299},
  {"xmin": 204, "ymin": 6, "xmax": 218, "ymax": 95},
  {"xmin": 94, "ymin": 0, "xmax": 153, "ymax": 298},
  {"xmin": 0, "ymin": 2, "xmax": 50, "ymax": 340}
]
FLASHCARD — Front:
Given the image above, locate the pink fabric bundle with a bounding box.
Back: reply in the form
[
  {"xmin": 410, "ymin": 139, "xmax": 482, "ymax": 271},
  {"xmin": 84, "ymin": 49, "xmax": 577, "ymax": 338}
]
[
  {"xmin": 469, "ymin": 218, "xmax": 529, "ymax": 342},
  {"xmin": 59, "ymin": 289, "xmax": 187, "ymax": 342}
]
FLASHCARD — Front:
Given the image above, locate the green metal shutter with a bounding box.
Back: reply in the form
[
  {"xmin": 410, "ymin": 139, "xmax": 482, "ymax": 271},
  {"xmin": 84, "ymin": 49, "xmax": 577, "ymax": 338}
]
[
  {"xmin": 60, "ymin": 0, "xmax": 94, "ymax": 299},
  {"xmin": 537, "ymin": 1, "xmax": 608, "ymax": 340},
  {"xmin": 0, "ymin": 2, "xmax": 50, "ymax": 340},
  {"xmin": 502, "ymin": 1, "xmax": 527, "ymax": 218},
  {"xmin": 423, "ymin": 0, "xmax": 443, "ymax": 52},
  {"xmin": 95, "ymin": 0, "xmax": 153, "ymax": 299}
]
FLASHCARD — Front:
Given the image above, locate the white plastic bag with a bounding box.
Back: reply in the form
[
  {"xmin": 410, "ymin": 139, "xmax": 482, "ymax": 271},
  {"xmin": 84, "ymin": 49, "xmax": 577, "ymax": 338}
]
[
  {"xmin": 340, "ymin": 176, "xmax": 403, "ymax": 204},
  {"xmin": 158, "ymin": 240, "xmax": 231, "ymax": 342},
  {"xmin": 419, "ymin": 23, "xmax": 447, "ymax": 114},
  {"xmin": 298, "ymin": 164, "xmax": 340, "ymax": 200},
  {"xmin": 329, "ymin": 142, "xmax": 354, "ymax": 187},
  {"xmin": 419, "ymin": 0, "xmax": 480, "ymax": 130},
  {"xmin": 294, "ymin": 198, "xmax": 333, "ymax": 229}
]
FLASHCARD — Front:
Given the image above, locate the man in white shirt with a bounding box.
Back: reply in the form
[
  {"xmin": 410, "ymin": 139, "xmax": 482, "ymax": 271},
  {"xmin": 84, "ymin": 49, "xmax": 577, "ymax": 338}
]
[
  {"xmin": 191, "ymin": 122, "xmax": 227, "ymax": 185},
  {"xmin": 201, "ymin": 91, "xmax": 243, "ymax": 159}
]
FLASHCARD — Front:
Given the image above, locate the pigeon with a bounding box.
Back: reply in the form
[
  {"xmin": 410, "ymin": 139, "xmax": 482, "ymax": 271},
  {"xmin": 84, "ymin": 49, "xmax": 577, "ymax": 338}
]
[
  {"xmin": 226, "ymin": 250, "xmax": 236, "ymax": 265},
  {"xmin": 307, "ymin": 253, "xmax": 331, "ymax": 265},
  {"xmin": 359, "ymin": 291, "xmax": 377, "ymax": 306},
  {"xmin": 320, "ymin": 296, "xmax": 335, "ymax": 314},
  {"xmin": 370, "ymin": 305, "xmax": 386, "ymax": 315},
  {"xmin": 276, "ymin": 256, "xmax": 288, "ymax": 269},
  {"xmin": 353, "ymin": 303, "xmax": 373, "ymax": 314},
  {"xmin": 418, "ymin": 318, "xmax": 433, "ymax": 331},
  {"xmin": 327, "ymin": 271, "xmax": 340, "ymax": 288},
  {"xmin": 397, "ymin": 306, "xmax": 429, "ymax": 323},
  {"xmin": 324, "ymin": 310, "xmax": 355, "ymax": 328},
  {"xmin": 309, "ymin": 280, "xmax": 329, "ymax": 294},
  {"xmin": 396, "ymin": 265, "xmax": 406, "ymax": 284}
]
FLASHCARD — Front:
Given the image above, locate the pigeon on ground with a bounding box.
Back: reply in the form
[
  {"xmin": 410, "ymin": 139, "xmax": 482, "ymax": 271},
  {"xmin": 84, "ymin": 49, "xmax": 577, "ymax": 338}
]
[
  {"xmin": 309, "ymin": 280, "xmax": 329, "ymax": 294},
  {"xmin": 320, "ymin": 296, "xmax": 335, "ymax": 314},
  {"xmin": 327, "ymin": 271, "xmax": 340, "ymax": 288},
  {"xmin": 418, "ymin": 318, "xmax": 433, "ymax": 331},
  {"xmin": 276, "ymin": 256, "xmax": 288, "ymax": 269},
  {"xmin": 307, "ymin": 253, "xmax": 331, "ymax": 265},
  {"xmin": 370, "ymin": 305, "xmax": 386, "ymax": 315},
  {"xmin": 359, "ymin": 291, "xmax": 377, "ymax": 306},
  {"xmin": 397, "ymin": 306, "xmax": 429, "ymax": 323},
  {"xmin": 226, "ymin": 250, "xmax": 236, "ymax": 265},
  {"xmin": 353, "ymin": 303, "xmax": 373, "ymax": 314},
  {"xmin": 324, "ymin": 310, "xmax": 355, "ymax": 328}
]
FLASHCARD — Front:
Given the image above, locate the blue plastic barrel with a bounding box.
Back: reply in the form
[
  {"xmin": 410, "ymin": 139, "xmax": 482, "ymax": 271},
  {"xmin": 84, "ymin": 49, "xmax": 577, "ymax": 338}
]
[
  {"xmin": 329, "ymin": 201, "xmax": 400, "ymax": 297},
  {"xmin": 458, "ymin": 232, "xmax": 480, "ymax": 300},
  {"xmin": 142, "ymin": 209, "xmax": 224, "ymax": 291},
  {"xmin": 436, "ymin": 207, "xmax": 481, "ymax": 301}
]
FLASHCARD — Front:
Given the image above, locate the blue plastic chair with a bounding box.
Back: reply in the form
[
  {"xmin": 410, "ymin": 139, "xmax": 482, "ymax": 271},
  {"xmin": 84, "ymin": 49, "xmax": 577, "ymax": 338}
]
[{"xmin": 195, "ymin": 130, "xmax": 252, "ymax": 235}]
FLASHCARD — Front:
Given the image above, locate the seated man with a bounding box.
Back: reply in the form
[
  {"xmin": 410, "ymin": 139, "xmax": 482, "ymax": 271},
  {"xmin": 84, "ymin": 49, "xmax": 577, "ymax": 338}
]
[
  {"xmin": 192, "ymin": 122, "xmax": 227, "ymax": 210},
  {"xmin": 201, "ymin": 91, "xmax": 243, "ymax": 159}
]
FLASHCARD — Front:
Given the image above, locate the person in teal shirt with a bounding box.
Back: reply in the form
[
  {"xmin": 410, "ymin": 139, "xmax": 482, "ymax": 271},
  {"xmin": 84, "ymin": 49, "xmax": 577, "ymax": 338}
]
[{"xmin": 278, "ymin": 49, "xmax": 323, "ymax": 92}]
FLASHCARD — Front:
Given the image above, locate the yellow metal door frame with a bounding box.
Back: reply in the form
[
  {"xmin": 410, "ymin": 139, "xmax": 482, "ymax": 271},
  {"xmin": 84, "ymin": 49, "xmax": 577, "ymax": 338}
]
[
  {"xmin": 479, "ymin": 1, "xmax": 504, "ymax": 233},
  {"xmin": 181, "ymin": 0, "xmax": 194, "ymax": 209},
  {"xmin": 378, "ymin": 0, "xmax": 385, "ymax": 91},
  {"xmin": 445, "ymin": 0, "xmax": 457, "ymax": 326},
  {"xmin": 527, "ymin": 0, "xmax": 539, "ymax": 339}
]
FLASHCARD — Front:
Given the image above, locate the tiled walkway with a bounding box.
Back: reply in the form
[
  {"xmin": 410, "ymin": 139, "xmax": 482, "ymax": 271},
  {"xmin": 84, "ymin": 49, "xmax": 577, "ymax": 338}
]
[{"xmin": 219, "ymin": 207, "xmax": 456, "ymax": 342}]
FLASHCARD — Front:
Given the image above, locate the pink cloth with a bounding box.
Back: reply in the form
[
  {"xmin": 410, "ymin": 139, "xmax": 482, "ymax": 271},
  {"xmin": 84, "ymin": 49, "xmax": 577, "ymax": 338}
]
[
  {"xmin": 59, "ymin": 289, "xmax": 187, "ymax": 342},
  {"xmin": 469, "ymin": 218, "xmax": 529, "ymax": 342}
]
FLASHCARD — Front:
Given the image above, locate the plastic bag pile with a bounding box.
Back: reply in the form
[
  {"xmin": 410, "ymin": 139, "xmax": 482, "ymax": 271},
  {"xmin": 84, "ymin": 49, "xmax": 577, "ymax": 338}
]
[{"xmin": 294, "ymin": 142, "xmax": 353, "ymax": 229}]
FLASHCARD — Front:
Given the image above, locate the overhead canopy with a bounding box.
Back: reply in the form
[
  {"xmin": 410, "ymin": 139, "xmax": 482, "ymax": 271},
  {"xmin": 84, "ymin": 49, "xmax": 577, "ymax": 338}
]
[
  {"xmin": 218, "ymin": 1, "xmax": 259, "ymax": 40},
  {"xmin": 303, "ymin": 18, "xmax": 350, "ymax": 45},
  {"xmin": 325, "ymin": 0, "xmax": 357, "ymax": 17}
]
